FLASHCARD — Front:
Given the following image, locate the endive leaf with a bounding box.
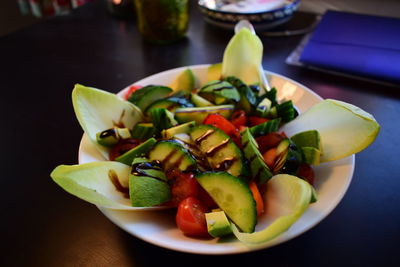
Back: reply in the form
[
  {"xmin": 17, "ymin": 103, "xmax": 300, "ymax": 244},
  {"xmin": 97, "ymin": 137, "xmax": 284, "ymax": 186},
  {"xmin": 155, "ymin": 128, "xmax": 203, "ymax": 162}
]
[
  {"xmin": 51, "ymin": 161, "xmax": 132, "ymax": 209},
  {"xmin": 72, "ymin": 84, "xmax": 143, "ymax": 159},
  {"xmin": 231, "ymin": 174, "xmax": 312, "ymax": 244},
  {"xmin": 281, "ymin": 99, "xmax": 380, "ymax": 162},
  {"xmin": 222, "ymin": 28, "xmax": 265, "ymax": 90}
]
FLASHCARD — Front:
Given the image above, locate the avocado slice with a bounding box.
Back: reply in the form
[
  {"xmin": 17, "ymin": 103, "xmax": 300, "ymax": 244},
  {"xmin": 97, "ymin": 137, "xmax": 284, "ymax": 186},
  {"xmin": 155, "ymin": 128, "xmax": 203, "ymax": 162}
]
[
  {"xmin": 190, "ymin": 125, "xmax": 244, "ymax": 177},
  {"xmin": 206, "ymin": 63, "xmax": 222, "ymax": 82},
  {"xmin": 169, "ymin": 68, "xmax": 196, "ymax": 93},
  {"xmin": 190, "ymin": 93, "xmax": 213, "ymax": 107},
  {"xmin": 205, "ymin": 210, "xmax": 233, "ymax": 237},
  {"xmin": 115, "ymin": 138, "xmax": 157, "ymax": 165},
  {"xmin": 161, "ymin": 121, "xmax": 196, "ymax": 139},
  {"xmin": 175, "ymin": 105, "xmax": 234, "ymax": 124},
  {"xmin": 148, "ymin": 140, "xmax": 197, "ymax": 172},
  {"xmin": 198, "ymin": 80, "xmax": 240, "ymax": 105},
  {"xmin": 290, "ymin": 130, "xmax": 322, "ymax": 165}
]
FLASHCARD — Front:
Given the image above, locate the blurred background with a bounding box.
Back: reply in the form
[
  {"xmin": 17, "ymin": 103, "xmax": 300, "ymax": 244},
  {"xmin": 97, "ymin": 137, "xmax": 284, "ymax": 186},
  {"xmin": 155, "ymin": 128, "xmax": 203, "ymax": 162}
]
[{"xmin": 1, "ymin": 0, "xmax": 399, "ymax": 37}]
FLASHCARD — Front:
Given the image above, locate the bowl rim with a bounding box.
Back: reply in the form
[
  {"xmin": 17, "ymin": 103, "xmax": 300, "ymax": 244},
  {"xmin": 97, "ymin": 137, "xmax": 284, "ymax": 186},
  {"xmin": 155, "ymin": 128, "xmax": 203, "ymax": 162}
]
[{"xmin": 198, "ymin": 0, "xmax": 300, "ymax": 16}]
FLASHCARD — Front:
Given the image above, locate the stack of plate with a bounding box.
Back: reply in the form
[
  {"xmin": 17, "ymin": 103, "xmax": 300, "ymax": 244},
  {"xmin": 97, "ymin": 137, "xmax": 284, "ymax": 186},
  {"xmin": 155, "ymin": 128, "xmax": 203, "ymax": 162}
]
[{"xmin": 198, "ymin": 0, "xmax": 301, "ymax": 30}]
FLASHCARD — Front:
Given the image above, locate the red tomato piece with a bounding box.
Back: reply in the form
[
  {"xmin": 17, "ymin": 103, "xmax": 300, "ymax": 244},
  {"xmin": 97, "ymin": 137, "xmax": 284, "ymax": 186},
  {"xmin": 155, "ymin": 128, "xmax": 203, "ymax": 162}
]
[
  {"xmin": 248, "ymin": 116, "xmax": 270, "ymax": 127},
  {"xmin": 255, "ymin": 132, "xmax": 284, "ymax": 153},
  {"xmin": 263, "ymin": 147, "xmax": 278, "ymax": 169},
  {"xmin": 231, "ymin": 110, "xmax": 247, "ymax": 129},
  {"xmin": 166, "ymin": 170, "xmax": 198, "ymax": 207},
  {"xmin": 203, "ymin": 114, "xmax": 241, "ymax": 146},
  {"xmin": 297, "ymin": 163, "xmax": 315, "ymax": 185},
  {"xmin": 124, "ymin": 85, "xmax": 142, "ymax": 100},
  {"xmin": 197, "ymin": 186, "xmax": 218, "ymax": 209},
  {"xmin": 109, "ymin": 139, "xmax": 140, "ymax": 161},
  {"xmin": 176, "ymin": 197, "xmax": 210, "ymax": 237}
]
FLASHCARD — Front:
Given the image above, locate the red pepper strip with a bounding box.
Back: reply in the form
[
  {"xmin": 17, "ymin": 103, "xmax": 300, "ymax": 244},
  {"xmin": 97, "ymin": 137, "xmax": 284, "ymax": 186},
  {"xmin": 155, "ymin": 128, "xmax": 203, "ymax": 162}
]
[
  {"xmin": 124, "ymin": 85, "xmax": 142, "ymax": 100},
  {"xmin": 203, "ymin": 114, "xmax": 241, "ymax": 147},
  {"xmin": 248, "ymin": 116, "xmax": 270, "ymax": 127},
  {"xmin": 231, "ymin": 110, "xmax": 247, "ymax": 129}
]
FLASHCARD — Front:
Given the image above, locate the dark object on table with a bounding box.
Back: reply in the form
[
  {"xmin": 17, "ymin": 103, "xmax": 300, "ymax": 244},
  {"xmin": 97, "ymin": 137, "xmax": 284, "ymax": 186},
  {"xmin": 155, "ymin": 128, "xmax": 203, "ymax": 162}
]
[
  {"xmin": 299, "ymin": 10, "xmax": 400, "ymax": 85},
  {"xmin": 198, "ymin": 0, "xmax": 300, "ymax": 30}
]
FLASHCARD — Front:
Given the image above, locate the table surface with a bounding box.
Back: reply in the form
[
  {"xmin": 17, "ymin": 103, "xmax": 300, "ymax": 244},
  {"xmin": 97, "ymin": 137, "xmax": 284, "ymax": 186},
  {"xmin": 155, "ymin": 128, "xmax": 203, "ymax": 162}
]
[{"xmin": 1, "ymin": 1, "xmax": 399, "ymax": 266}]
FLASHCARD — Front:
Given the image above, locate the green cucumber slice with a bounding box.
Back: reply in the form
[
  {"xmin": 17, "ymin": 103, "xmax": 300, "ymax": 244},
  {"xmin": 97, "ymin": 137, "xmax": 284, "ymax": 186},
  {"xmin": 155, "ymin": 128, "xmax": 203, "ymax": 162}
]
[
  {"xmin": 250, "ymin": 118, "xmax": 281, "ymax": 137},
  {"xmin": 127, "ymin": 85, "xmax": 172, "ymax": 111},
  {"xmin": 131, "ymin": 123, "xmax": 156, "ymax": 140},
  {"xmin": 231, "ymin": 174, "xmax": 312, "ymax": 243},
  {"xmin": 241, "ymin": 128, "xmax": 272, "ymax": 184},
  {"xmin": 281, "ymin": 99, "xmax": 380, "ymax": 162},
  {"xmin": 196, "ymin": 172, "xmax": 257, "ymax": 233}
]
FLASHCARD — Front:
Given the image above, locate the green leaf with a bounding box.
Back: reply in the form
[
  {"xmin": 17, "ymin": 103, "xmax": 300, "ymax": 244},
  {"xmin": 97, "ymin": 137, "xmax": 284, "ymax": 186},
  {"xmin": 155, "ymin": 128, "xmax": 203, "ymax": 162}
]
[
  {"xmin": 231, "ymin": 174, "xmax": 312, "ymax": 243},
  {"xmin": 51, "ymin": 161, "xmax": 134, "ymax": 209},
  {"xmin": 281, "ymin": 99, "xmax": 380, "ymax": 162},
  {"xmin": 72, "ymin": 84, "xmax": 143, "ymax": 159},
  {"xmin": 222, "ymin": 28, "xmax": 265, "ymax": 90}
]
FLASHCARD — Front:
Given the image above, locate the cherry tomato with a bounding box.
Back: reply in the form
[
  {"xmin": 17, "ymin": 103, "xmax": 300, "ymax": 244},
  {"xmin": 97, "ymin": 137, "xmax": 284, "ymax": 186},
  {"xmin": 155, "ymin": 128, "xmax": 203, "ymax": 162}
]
[
  {"xmin": 255, "ymin": 132, "xmax": 284, "ymax": 153},
  {"xmin": 248, "ymin": 116, "xmax": 270, "ymax": 127},
  {"xmin": 203, "ymin": 114, "xmax": 241, "ymax": 146},
  {"xmin": 197, "ymin": 186, "xmax": 218, "ymax": 209},
  {"xmin": 231, "ymin": 110, "xmax": 247, "ymax": 129},
  {"xmin": 176, "ymin": 197, "xmax": 210, "ymax": 237},
  {"xmin": 124, "ymin": 85, "xmax": 142, "ymax": 100},
  {"xmin": 166, "ymin": 170, "xmax": 198, "ymax": 207},
  {"xmin": 109, "ymin": 138, "xmax": 140, "ymax": 161},
  {"xmin": 297, "ymin": 163, "xmax": 315, "ymax": 185}
]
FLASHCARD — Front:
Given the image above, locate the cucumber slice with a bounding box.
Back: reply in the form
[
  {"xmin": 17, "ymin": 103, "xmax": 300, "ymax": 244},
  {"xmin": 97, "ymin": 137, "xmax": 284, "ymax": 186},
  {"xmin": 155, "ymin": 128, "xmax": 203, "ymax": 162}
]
[
  {"xmin": 148, "ymin": 140, "xmax": 197, "ymax": 172},
  {"xmin": 231, "ymin": 174, "xmax": 312, "ymax": 243},
  {"xmin": 149, "ymin": 108, "xmax": 178, "ymax": 134},
  {"xmin": 241, "ymin": 128, "xmax": 272, "ymax": 184},
  {"xmin": 199, "ymin": 80, "xmax": 240, "ymax": 104},
  {"xmin": 127, "ymin": 85, "xmax": 172, "ymax": 111},
  {"xmin": 131, "ymin": 123, "xmax": 156, "ymax": 140},
  {"xmin": 175, "ymin": 105, "xmax": 234, "ymax": 124},
  {"xmin": 225, "ymin": 76, "xmax": 257, "ymax": 113},
  {"xmin": 190, "ymin": 125, "xmax": 244, "ymax": 176},
  {"xmin": 276, "ymin": 100, "xmax": 298, "ymax": 123},
  {"xmin": 250, "ymin": 118, "xmax": 281, "ymax": 137},
  {"xmin": 115, "ymin": 138, "xmax": 157, "ymax": 165},
  {"xmin": 281, "ymin": 99, "xmax": 380, "ymax": 162},
  {"xmin": 196, "ymin": 172, "xmax": 257, "ymax": 233}
]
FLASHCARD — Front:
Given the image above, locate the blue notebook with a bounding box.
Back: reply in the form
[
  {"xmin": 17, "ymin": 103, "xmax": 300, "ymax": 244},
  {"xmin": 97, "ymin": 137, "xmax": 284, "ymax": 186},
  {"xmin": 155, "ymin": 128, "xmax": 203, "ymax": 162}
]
[{"xmin": 299, "ymin": 11, "xmax": 400, "ymax": 85}]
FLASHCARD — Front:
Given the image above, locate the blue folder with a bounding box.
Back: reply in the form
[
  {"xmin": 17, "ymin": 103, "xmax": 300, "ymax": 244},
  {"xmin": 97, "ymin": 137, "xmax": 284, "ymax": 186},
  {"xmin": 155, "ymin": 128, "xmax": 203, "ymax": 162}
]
[{"xmin": 299, "ymin": 10, "xmax": 400, "ymax": 84}]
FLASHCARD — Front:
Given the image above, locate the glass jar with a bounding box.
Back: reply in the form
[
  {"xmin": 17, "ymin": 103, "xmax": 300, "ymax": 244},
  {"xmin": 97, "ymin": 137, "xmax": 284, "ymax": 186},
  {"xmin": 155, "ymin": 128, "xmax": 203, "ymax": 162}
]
[{"xmin": 134, "ymin": 0, "xmax": 189, "ymax": 44}]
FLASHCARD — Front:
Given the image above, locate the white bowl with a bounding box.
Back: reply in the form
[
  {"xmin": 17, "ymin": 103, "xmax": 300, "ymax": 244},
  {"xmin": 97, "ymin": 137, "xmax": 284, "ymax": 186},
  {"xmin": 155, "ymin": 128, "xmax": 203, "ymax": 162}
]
[{"xmin": 79, "ymin": 64, "xmax": 354, "ymax": 254}]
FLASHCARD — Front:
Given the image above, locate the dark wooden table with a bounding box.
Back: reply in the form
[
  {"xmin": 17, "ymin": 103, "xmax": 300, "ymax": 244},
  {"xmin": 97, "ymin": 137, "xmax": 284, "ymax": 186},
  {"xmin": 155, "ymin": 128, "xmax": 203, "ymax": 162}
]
[{"xmin": 1, "ymin": 1, "xmax": 399, "ymax": 266}]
